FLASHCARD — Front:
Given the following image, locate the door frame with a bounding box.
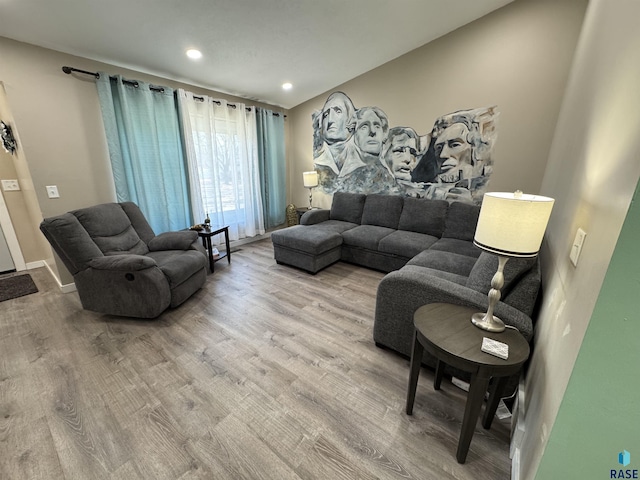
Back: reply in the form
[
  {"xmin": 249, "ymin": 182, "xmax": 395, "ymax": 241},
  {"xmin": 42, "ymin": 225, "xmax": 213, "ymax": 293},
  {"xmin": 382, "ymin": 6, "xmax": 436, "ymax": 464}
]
[{"xmin": 0, "ymin": 188, "xmax": 26, "ymax": 271}]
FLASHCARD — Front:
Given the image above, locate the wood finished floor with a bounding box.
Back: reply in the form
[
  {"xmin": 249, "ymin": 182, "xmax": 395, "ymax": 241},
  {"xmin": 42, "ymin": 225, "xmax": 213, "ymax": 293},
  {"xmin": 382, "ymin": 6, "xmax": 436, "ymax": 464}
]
[{"xmin": 0, "ymin": 239, "xmax": 512, "ymax": 479}]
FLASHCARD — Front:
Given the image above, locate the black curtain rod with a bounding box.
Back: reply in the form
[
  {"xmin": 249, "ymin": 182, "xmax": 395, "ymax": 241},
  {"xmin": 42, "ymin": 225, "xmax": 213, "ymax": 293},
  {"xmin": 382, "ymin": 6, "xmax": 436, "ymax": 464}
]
[
  {"xmin": 62, "ymin": 66, "xmax": 284, "ymax": 117},
  {"xmin": 62, "ymin": 66, "xmax": 166, "ymax": 93}
]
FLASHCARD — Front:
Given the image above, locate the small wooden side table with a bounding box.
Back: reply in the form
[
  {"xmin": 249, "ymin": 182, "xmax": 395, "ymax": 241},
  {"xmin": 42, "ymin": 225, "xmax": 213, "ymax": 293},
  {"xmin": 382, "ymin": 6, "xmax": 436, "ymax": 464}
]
[
  {"xmin": 406, "ymin": 303, "xmax": 530, "ymax": 463},
  {"xmin": 197, "ymin": 226, "xmax": 231, "ymax": 273}
]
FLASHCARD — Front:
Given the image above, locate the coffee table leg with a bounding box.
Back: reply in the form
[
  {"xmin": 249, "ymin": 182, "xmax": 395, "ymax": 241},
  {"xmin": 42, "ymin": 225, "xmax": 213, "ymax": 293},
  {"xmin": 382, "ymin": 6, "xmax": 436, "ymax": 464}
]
[
  {"xmin": 456, "ymin": 373, "xmax": 491, "ymax": 463},
  {"xmin": 406, "ymin": 330, "xmax": 423, "ymax": 415}
]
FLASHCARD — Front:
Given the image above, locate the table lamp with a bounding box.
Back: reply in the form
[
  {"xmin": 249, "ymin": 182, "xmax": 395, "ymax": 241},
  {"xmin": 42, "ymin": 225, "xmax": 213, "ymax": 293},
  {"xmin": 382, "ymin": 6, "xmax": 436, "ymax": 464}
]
[
  {"xmin": 303, "ymin": 171, "xmax": 319, "ymax": 209},
  {"xmin": 472, "ymin": 191, "xmax": 555, "ymax": 332}
]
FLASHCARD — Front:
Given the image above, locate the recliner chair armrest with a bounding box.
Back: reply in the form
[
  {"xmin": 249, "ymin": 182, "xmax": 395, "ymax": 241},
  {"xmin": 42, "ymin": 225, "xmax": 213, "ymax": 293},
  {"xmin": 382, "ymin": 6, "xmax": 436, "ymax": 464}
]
[
  {"xmin": 301, "ymin": 209, "xmax": 330, "ymax": 225},
  {"xmin": 87, "ymin": 255, "xmax": 157, "ymax": 271},
  {"xmin": 148, "ymin": 231, "xmax": 199, "ymax": 251}
]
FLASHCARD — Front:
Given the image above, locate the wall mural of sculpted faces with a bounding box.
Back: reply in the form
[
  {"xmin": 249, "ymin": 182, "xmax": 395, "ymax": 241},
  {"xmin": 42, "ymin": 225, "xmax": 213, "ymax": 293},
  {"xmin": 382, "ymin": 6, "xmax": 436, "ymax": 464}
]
[{"xmin": 312, "ymin": 92, "xmax": 498, "ymax": 204}]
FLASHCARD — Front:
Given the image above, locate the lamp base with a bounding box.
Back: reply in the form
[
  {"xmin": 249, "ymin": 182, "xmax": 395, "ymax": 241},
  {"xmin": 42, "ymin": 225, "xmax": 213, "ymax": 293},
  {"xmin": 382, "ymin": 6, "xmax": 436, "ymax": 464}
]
[
  {"xmin": 471, "ymin": 312, "xmax": 506, "ymax": 333},
  {"xmin": 307, "ymin": 187, "xmax": 313, "ymax": 210}
]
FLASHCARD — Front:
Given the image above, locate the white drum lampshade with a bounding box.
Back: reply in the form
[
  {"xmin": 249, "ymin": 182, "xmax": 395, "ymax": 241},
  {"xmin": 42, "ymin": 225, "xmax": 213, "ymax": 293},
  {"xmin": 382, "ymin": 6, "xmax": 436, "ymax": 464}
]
[
  {"xmin": 474, "ymin": 191, "xmax": 555, "ymax": 257},
  {"xmin": 303, "ymin": 171, "xmax": 319, "ymax": 188}
]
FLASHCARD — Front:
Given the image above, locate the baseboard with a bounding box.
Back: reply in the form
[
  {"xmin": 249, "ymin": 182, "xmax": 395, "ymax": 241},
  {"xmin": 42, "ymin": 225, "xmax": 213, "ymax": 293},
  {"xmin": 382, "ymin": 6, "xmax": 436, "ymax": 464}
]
[
  {"xmin": 511, "ymin": 447, "xmax": 521, "ymax": 480},
  {"xmin": 228, "ymin": 230, "xmax": 273, "ymax": 249},
  {"xmin": 41, "ymin": 260, "xmax": 77, "ymax": 293},
  {"xmin": 510, "ymin": 378, "xmax": 527, "ymax": 480},
  {"xmin": 60, "ymin": 282, "xmax": 77, "ymax": 293},
  {"xmin": 26, "ymin": 260, "xmax": 46, "ymax": 270}
]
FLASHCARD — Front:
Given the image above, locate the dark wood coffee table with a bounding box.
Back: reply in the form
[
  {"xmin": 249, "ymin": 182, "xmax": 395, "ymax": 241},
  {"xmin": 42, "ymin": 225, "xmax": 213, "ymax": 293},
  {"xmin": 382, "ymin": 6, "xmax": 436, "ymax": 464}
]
[
  {"xmin": 406, "ymin": 302, "xmax": 530, "ymax": 463},
  {"xmin": 197, "ymin": 226, "xmax": 231, "ymax": 273}
]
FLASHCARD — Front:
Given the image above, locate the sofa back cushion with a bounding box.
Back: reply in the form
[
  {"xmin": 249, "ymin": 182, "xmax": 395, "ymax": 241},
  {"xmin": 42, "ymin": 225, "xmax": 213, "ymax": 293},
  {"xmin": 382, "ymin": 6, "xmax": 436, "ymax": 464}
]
[
  {"xmin": 330, "ymin": 192, "xmax": 366, "ymax": 224},
  {"xmin": 120, "ymin": 202, "xmax": 156, "ymax": 244},
  {"xmin": 442, "ymin": 201, "xmax": 481, "ymax": 241},
  {"xmin": 361, "ymin": 194, "xmax": 404, "ymax": 229},
  {"xmin": 73, "ymin": 203, "xmax": 149, "ymax": 256},
  {"xmin": 398, "ymin": 198, "xmax": 448, "ymax": 237},
  {"xmin": 39, "ymin": 213, "xmax": 105, "ymax": 275},
  {"xmin": 466, "ymin": 252, "xmax": 537, "ymax": 297}
]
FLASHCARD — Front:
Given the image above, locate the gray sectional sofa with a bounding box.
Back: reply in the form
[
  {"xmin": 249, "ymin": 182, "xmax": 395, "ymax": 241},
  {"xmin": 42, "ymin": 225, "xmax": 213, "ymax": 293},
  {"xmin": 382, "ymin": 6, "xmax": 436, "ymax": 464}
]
[{"xmin": 271, "ymin": 192, "xmax": 540, "ymax": 383}]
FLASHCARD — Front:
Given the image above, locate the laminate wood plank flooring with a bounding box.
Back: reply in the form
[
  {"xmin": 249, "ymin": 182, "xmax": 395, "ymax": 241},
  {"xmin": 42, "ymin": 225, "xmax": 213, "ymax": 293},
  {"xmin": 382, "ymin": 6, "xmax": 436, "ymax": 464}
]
[{"xmin": 1, "ymin": 239, "xmax": 513, "ymax": 479}]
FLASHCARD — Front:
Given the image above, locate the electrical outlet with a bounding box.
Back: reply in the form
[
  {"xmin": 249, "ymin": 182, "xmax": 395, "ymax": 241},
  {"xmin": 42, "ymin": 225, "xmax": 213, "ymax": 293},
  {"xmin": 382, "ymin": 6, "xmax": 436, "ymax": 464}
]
[
  {"xmin": 1, "ymin": 179, "xmax": 20, "ymax": 191},
  {"xmin": 569, "ymin": 228, "xmax": 586, "ymax": 267},
  {"xmin": 46, "ymin": 185, "xmax": 60, "ymax": 198}
]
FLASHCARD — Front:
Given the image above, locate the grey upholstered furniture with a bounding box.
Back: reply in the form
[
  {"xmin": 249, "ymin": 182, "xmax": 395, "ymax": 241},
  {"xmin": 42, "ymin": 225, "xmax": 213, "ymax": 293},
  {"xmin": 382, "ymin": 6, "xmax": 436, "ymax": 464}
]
[
  {"xmin": 40, "ymin": 202, "xmax": 207, "ymax": 318},
  {"xmin": 272, "ymin": 191, "xmax": 485, "ymax": 275},
  {"xmin": 271, "ymin": 191, "xmax": 540, "ymax": 387}
]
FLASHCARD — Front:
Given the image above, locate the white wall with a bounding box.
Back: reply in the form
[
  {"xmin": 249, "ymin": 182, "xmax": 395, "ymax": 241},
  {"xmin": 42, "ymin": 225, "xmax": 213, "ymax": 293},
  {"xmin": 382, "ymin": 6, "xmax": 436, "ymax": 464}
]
[{"xmin": 518, "ymin": 0, "xmax": 640, "ymax": 477}]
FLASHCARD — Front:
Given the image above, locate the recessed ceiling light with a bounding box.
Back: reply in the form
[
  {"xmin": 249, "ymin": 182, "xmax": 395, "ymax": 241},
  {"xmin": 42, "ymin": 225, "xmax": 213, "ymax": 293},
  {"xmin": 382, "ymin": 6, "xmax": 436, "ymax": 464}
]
[
  {"xmin": 282, "ymin": 82, "xmax": 293, "ymax": 91},
  {"xmin": 186, "ymin": 49, "xmax": 202, "ymax": 60}
]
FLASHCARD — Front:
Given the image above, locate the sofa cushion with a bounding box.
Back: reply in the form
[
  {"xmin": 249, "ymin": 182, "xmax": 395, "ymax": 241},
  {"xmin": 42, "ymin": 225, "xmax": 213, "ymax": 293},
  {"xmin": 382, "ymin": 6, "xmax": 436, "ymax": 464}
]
[
  {"xmin": 330, "ymin": 192, "xmax": 366, "ymax": 224},
  {"xmin": 442, "ymin": 201, "xmax": 481, "ymax": 241},
  {"xmin": 307, "ymin": 220, "xmax": 359, "ymax": 234},
  {"xmin": 361, "ymin": 194, "xmax": 404, "ymax": 229},
  {"xmin": 342, "ymin": 225, "xmax": 395, "ymax": 251},
  {"xmin": 430, "ymin": 238, "xmax": 481, "ymax": 258},
  {"xmin": 73, "ymin": 203, "xmax": 149, "ymax": 256},
  {"xmin": 271, "ymin": 225, "xmax": 343, "ymax": 254},
  {"xmin": 400, "ymin": 264, "xmax": 469, "ymax": 286},
  {"xmin": 378, "ymin": 231, "xmax": 439, "ymax": 258},
  {"xmin": 466, "ymin": 252, "xmax": 537, "ymax": 297},
  {"xmin": 407, "ymin": 250, "xmax": 478, "ymax": 277},
  {"xmin": 147, "ymin": 250, "xmax": 207, "ymax": 288},
  {"xmin": 120, "ymin": 201, "xmax": 156, "ymax": 244},
  {"xmin": 502, "ymin": 262, "xmax": 541, "ymax": 316},
  {"xmin": 397, "ymin": 198, "xmax": 448, "ymax": 237},
  {"xmin": 39, "ymin": 213, "xmax": 105, "ymax": 275},
  {"xmin": 99, "ymin": 229, "xmax": 149, "ymax": 256}
]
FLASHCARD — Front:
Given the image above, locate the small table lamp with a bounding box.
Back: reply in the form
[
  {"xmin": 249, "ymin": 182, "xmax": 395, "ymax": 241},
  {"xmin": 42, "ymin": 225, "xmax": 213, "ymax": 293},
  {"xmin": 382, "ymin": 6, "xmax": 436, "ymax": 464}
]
[
  {"xmin": 472, "ymin": 191, "xmax": 555, "ymax": 332},
  {"xmin": 303, "ymin": 171, "xmax": 319, "ymax": 209}
]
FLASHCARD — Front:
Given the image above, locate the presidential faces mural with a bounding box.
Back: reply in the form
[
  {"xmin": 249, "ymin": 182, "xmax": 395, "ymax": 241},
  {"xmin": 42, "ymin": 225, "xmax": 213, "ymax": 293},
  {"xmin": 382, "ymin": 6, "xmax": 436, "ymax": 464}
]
[{"xmin": 312, "ymin": 92, "xmax": 498, "ymax": 204}]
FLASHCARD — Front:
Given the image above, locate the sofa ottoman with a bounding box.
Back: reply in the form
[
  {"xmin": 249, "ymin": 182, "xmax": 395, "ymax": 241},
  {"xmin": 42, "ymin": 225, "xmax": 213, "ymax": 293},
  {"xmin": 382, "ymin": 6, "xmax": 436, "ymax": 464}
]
[{"xmin": 271, "ymin": 225, "xmax": 343, "ymax": 273}]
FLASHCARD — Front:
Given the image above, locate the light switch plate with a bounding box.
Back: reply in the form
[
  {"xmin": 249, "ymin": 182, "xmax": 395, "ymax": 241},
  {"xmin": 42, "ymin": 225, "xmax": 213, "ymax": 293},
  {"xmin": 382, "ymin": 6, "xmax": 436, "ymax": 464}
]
[
  {"xmin": 46, "ymin": 185, "xmax": 60, "ymax": 198},
  {"xmin": 1, "ymin": 179, "xmax": 20, "ymax": 191},
  {"xmin": 569, "ymin": 228, "xmax": 586, "ymax": 267}
]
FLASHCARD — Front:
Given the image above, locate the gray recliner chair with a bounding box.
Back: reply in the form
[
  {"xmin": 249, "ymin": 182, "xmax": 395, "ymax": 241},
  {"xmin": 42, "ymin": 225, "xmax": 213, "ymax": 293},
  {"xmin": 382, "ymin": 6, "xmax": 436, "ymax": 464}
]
[{"xmin": 40, "ymin": 202, "xmax": 207, "ymax": 318}]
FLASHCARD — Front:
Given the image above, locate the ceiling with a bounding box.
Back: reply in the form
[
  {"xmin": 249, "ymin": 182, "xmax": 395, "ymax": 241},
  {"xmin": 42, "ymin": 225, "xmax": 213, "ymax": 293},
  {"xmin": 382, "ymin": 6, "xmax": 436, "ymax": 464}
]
[{"xmin": 0, "ymin": 0, "xmax": 514, "ymax": 109}]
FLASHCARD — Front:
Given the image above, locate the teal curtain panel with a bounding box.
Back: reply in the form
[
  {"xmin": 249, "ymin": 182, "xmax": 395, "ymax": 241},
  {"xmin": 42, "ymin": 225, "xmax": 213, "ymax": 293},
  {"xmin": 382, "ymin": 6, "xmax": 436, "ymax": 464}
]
[
  {"xmin": 96, "ymin": 73, "xmax": 192, "ymax": 233},
  {"xmin": 256, "ymin": 108, "xmax": 286, "ymax": 229}
]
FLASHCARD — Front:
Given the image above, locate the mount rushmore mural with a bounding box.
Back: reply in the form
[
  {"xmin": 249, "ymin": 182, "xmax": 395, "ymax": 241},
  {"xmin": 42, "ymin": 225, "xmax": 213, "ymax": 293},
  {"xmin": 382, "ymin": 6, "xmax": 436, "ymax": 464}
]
[{"xmin": 312, "ymin": 92, "xmax": 498, "ymax": 204}]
